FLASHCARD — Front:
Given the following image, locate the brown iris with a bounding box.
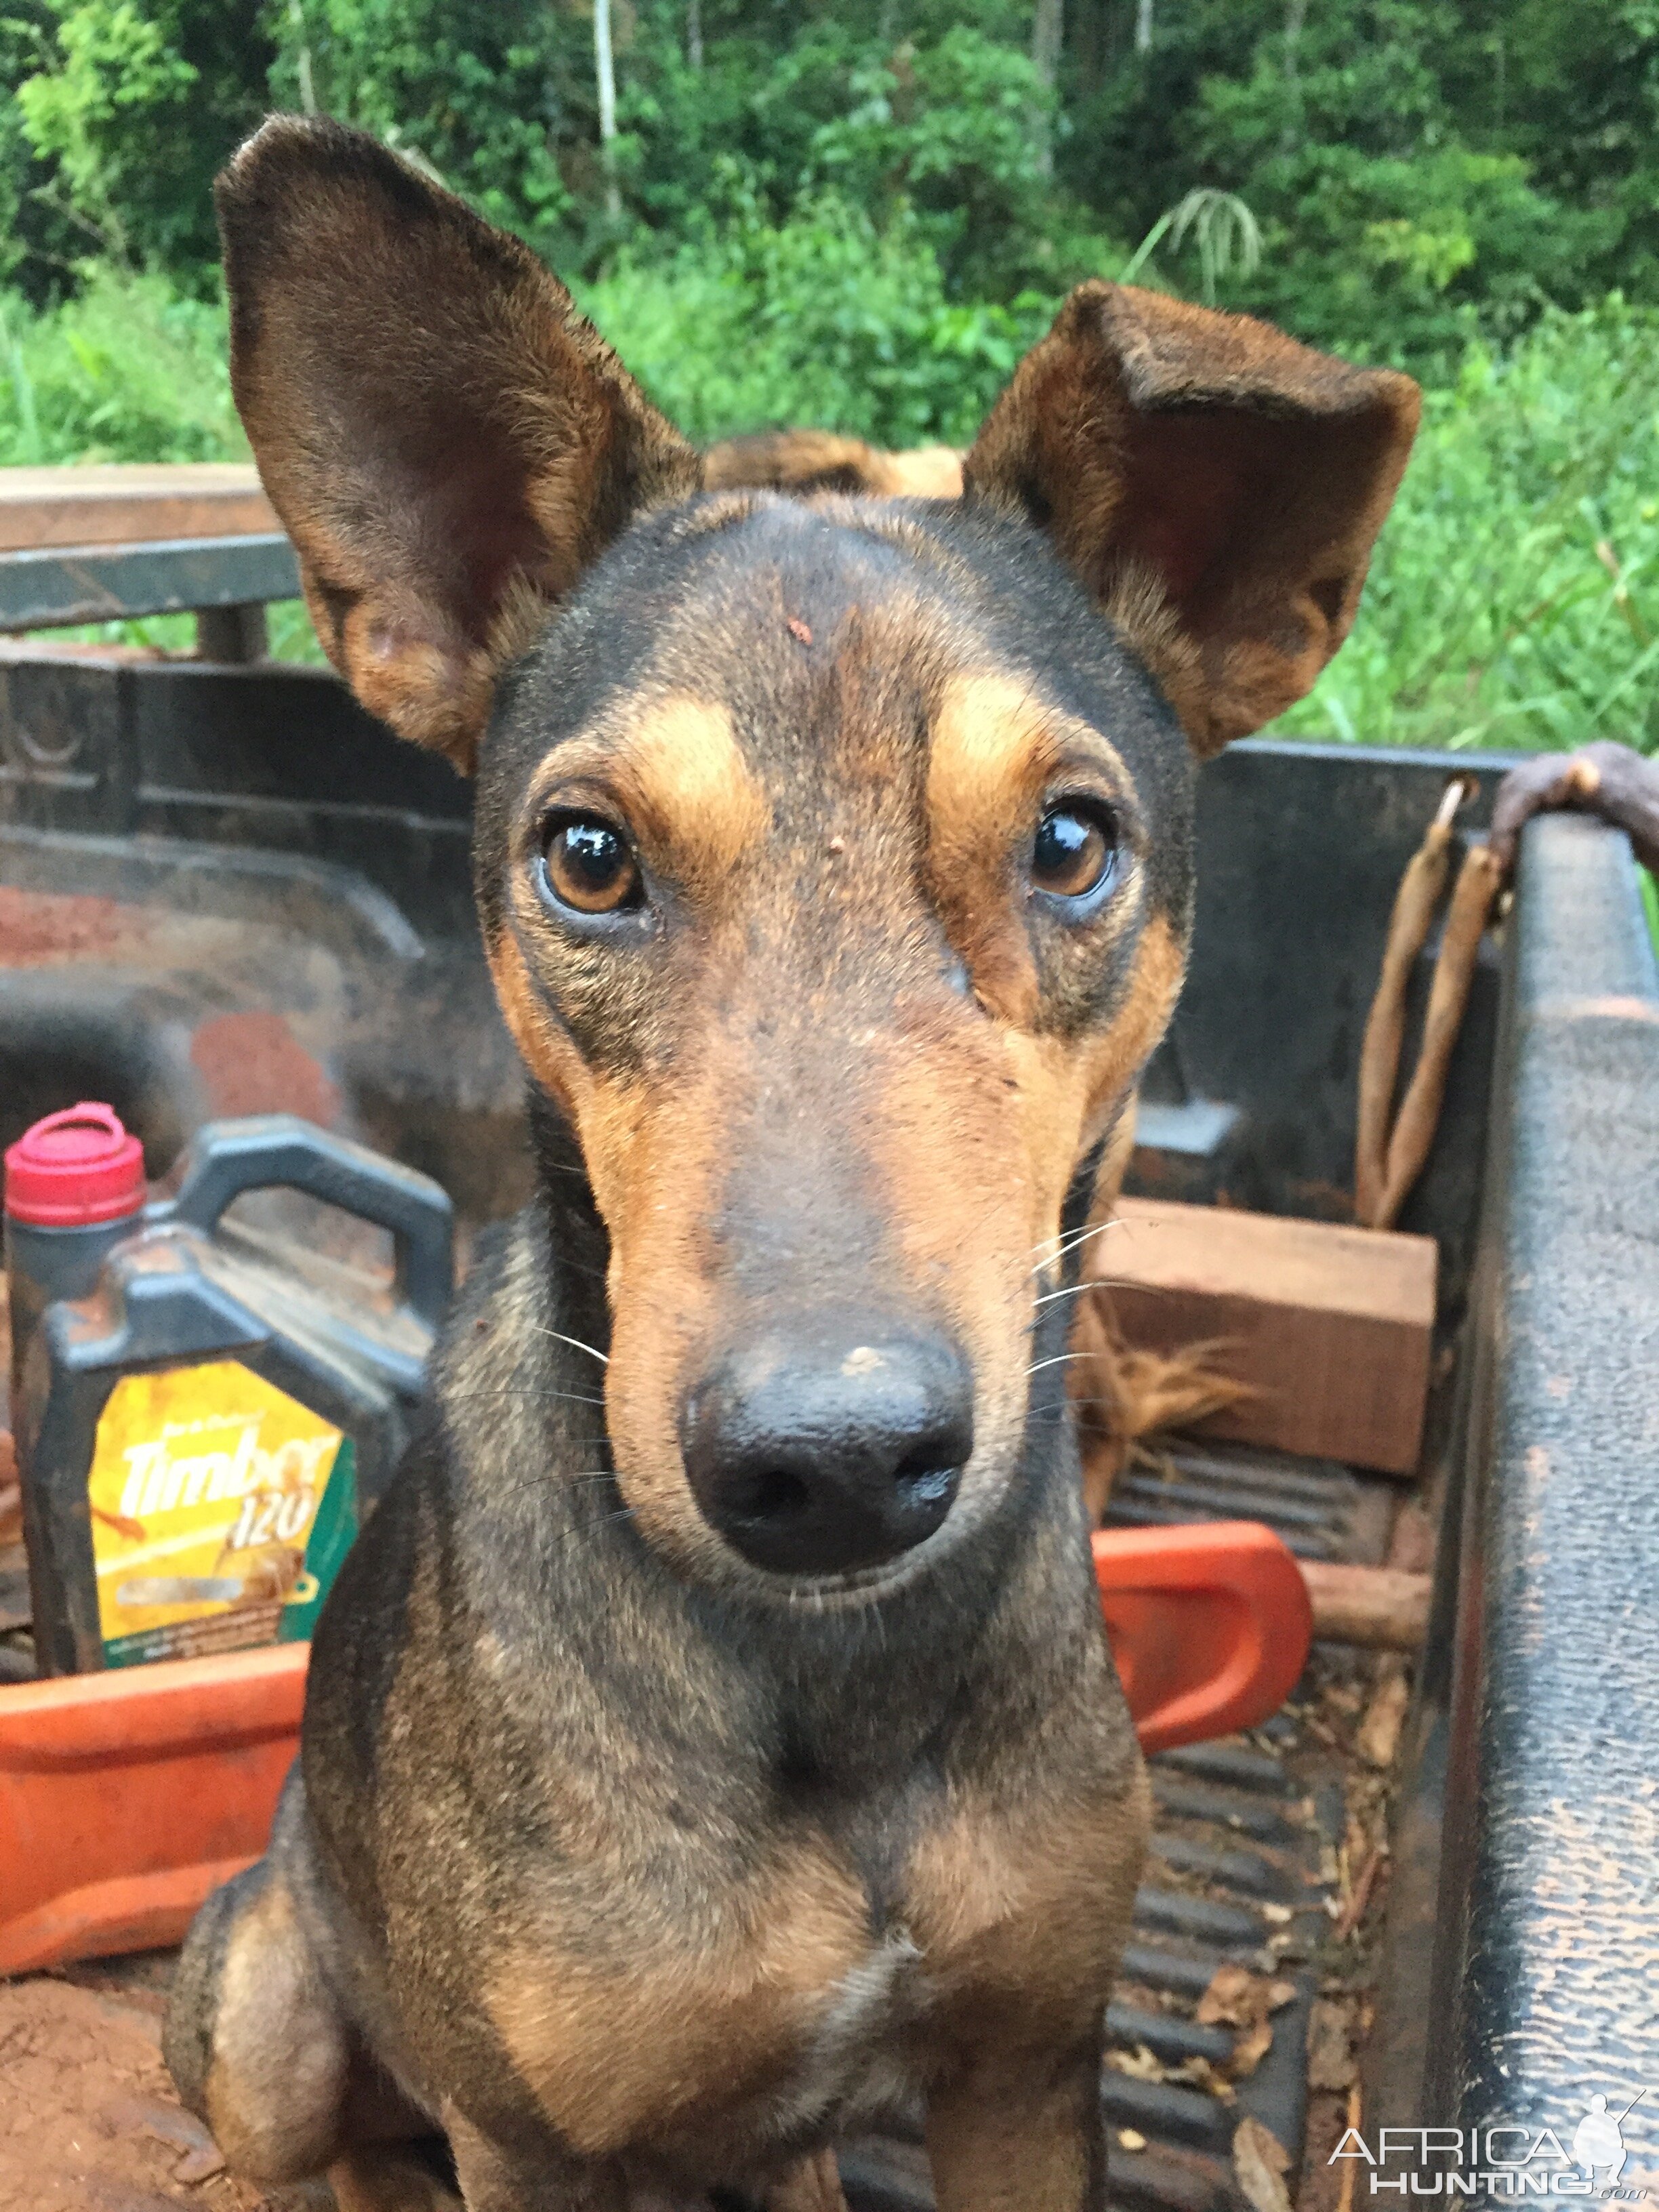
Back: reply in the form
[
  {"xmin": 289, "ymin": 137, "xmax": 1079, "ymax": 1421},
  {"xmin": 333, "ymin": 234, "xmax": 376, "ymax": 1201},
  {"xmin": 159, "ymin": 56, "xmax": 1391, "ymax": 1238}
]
[
  {"xmin": 542, "ymin": 817, "xmax": 643, "ymax": 915},
  {"xmin": 1031, "ymin": 802, "xmax": 1118, "ymax": 902}
]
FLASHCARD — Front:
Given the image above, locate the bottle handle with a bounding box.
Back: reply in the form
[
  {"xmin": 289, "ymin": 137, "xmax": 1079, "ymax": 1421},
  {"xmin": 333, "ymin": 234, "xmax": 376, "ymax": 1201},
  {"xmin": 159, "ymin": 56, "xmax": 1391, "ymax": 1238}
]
[{"xmin": 161, "ymin": 1116, "xmax": 454, "ymax": 1332}]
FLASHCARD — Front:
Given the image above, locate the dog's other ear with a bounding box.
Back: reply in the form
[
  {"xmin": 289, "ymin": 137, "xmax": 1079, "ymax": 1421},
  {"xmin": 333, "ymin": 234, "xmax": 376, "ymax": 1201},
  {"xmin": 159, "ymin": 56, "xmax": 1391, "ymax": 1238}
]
[
  {"xmin": 963, "ymin": 282, "xmax": 1420, "ymax": 756},
  {"xmin": 216, "ymin": 117, "xmax": 701, "ymax": 771}
]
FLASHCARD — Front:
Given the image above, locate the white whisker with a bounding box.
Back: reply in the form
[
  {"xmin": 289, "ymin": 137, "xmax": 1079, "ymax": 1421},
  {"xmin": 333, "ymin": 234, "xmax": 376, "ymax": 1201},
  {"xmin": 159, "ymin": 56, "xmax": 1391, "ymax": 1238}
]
[
  {"xmin": 531, "ymin": 1326, "xmax": 610, "ymax": 1365},
  {"xmin": 1029, "ymin": 1217, "xmax": 1122, "ymax": 1277},
  {"xmin": 1027, "ymin": 1351, "xmax": 1090, "ymax": 1374}
]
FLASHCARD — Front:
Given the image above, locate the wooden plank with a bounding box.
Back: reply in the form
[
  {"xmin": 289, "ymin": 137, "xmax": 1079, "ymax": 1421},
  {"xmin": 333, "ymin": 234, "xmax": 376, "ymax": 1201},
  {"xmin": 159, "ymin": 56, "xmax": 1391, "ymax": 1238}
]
[
  {"xmin": 0, "ymin": 466, "xmax": 276, "ymax": 552},
  {"xmin": 1300, "ymin": 1561, "xmax": 1431, "ymax": 1650},
  {"xmin": 1091, "ymin": 1197, "xmax": 1437, "ymax": 1474}
]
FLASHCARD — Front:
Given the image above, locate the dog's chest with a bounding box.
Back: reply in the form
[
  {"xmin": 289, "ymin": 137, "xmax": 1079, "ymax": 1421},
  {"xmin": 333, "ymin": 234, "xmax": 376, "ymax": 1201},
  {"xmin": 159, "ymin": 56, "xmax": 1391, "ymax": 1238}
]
[
  {"xmin": 485, "ymin": 1778, "xmax": 1130, "ymax": 2170},
  {"xmin": 764, "ymin": 1925, "xmax": 929, "ymax": 2133},
  {"xmin": 485, "ymin": 1832, "xmax": 937, "ymax": 2160}
]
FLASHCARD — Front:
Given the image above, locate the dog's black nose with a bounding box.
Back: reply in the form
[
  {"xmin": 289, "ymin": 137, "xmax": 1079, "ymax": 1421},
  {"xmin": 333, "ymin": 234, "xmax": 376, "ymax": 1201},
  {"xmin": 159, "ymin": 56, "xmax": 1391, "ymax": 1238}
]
[{"xmin": 680, "ymin": 1317, "xmax": 973, "ymax": 1576}]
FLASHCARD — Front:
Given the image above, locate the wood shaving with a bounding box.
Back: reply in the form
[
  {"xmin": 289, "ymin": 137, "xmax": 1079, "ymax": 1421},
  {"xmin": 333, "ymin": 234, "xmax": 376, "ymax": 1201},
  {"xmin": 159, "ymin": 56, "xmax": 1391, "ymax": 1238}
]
[{"xmin": 1357, "ymin": 1661, "xmax": 1410, "ymax": 1769}]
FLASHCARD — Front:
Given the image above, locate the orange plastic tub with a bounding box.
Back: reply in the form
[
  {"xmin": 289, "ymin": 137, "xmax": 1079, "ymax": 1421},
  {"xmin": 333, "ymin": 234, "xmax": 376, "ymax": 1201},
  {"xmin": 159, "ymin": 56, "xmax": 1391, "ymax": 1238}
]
[
  {"xmin": 0, "ymin": 1642, "xmax": 305, "ymax": 1976},
  {"xmin": 0, "ymin": 1520, "xmax": 1311, "ymax": 1975},
  {"xmin": 1093, "ymin": 1521, "xmax": 1313, "ymax": 1755}
]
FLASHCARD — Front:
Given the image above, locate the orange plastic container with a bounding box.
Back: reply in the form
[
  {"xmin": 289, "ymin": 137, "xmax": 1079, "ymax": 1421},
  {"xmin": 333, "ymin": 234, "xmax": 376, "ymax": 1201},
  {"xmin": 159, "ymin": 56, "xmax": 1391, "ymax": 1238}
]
[
  {"xmin": 1093, "ymin": 1521, "xmax": 1313, "ymax": 1755},
  {"xmin": 0, "ymin": 1643, "xmax": 305, "ymax": 1975},
  {"xmin": 0, "ymin": 1521, "xmax": 1311, "ymax": 1975}
]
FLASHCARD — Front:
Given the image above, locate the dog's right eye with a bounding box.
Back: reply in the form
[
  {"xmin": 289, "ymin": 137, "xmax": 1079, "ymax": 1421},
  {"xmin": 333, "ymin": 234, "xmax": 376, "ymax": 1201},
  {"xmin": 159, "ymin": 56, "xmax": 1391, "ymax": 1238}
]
[{"xmin": 540, "ymin": 816, "xmax": 644, "ymax": 916}]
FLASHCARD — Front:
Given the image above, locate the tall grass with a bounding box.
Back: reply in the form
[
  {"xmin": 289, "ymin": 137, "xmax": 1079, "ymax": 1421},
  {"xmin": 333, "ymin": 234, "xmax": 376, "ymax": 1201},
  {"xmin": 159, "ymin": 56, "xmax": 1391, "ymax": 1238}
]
[
  {"xmin": 0, "ymin": 267, "xmax": 245, "ymax": 466},
  {"xmin": 1277, "ymin": 300, "xmax": 1659, "ymax": 755},
  {"xmin": 2, "ymin": 265, "xmax": 1656, "ymax": 760}
]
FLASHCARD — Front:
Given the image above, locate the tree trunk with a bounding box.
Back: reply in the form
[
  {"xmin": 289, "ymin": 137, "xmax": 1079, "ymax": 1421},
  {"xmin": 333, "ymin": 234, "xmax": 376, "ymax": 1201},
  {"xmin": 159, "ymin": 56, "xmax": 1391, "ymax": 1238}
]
[
  {"xmin": 1134, "ymin": 0, "xmax": 1153, "ymax": 56},
  {"xmin": 287, "ymin": 0, "xmax": 317, "ymax": 113},
  {"xmin": 1031, "ymin": 0, "xmax": 1063, "ymax": 179},
  {"xmin": 687, "ymin": 0, "xmax": 703, "ymax": 71},
  {"xmin": 1279, "ymin": 0, "xmax": 1307, "ymax": 152},
  {"xmin": 594, "ymin": 0, "xmax": 620, "ymax": 216}
]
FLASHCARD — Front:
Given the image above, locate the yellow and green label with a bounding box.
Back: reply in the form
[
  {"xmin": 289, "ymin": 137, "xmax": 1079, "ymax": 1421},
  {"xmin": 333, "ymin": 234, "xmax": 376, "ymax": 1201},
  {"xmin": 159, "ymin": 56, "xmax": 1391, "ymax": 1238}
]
[{"xmin": 87, "ymin": 1360, "xmax": 356, "ymax": 1668}]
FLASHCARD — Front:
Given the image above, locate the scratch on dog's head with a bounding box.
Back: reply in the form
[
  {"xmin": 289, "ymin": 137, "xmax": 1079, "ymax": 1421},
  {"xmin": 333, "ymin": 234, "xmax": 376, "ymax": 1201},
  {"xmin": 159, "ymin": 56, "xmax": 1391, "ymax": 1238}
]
[{"xmin": 218, "ymin": 117, "xmax": 1419, "ymax": 1599}]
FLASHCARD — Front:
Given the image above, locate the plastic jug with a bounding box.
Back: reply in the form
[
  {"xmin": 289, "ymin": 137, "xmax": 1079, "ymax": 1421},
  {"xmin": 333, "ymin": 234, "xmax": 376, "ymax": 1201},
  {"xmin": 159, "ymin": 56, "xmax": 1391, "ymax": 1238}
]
[{"xmin": 6, "ymin": 1105, "xmax": 453, "ymax": 1677}]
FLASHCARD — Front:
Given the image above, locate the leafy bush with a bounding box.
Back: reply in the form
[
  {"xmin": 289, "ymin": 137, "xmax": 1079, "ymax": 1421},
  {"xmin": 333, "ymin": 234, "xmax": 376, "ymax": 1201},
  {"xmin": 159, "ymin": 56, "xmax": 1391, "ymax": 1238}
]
[
  {"xmin": 4, "ymin": 0, "xmax": 1656, "ymax": 377},
  {"xmin": 580, "ymin": 184, "xmax": 1054, "ymax": 449},
  {"xmin": 1277, "ymin": 300, "xmax": 1659, "ymax": 754},
  {"xmin": 11, "ymin": 0, "xmax": 270, "ymax": 280}
]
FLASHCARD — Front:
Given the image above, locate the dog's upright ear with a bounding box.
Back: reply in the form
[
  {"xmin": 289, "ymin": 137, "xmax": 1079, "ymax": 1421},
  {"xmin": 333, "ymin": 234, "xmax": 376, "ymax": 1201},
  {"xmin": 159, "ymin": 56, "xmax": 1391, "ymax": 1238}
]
[
  {"xmin": 963, "ymin": 282, "xmax": 1420, "ymax": 755},
  {"xmin": 216, "ymin": 117, "xmax": 701, "ymax": 771}
]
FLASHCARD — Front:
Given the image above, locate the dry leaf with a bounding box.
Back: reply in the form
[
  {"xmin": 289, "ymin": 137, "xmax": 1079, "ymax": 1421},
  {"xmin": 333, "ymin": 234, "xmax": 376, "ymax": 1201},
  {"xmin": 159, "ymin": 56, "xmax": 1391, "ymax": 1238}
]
[
  {"xmin": 1234, "ymin": 2116, "xmax": 1294, "ymax": 2212},
  {"xmin": 1195, "ymin": 1963, "xmax": 1298, "ymax": 2028},
  {"xmin": 1118, "ymin": 2129, "xmax": 1148, "ymax": 2152},
  {"xmin": 1174, "ymin": 2055, "xmax": 1237, "ymax": 2104},
  {"xmin": 1229, "ymin": 2018, "xmax": 1273, "ymax": 2079},
  {"xmin": 1106, "ymin": 2045, "xmax": 1166, "ymax": 2081},
  {"xmin": 1307, "ymin": 1998, "xmax": 1357, "ymax": 2092}
]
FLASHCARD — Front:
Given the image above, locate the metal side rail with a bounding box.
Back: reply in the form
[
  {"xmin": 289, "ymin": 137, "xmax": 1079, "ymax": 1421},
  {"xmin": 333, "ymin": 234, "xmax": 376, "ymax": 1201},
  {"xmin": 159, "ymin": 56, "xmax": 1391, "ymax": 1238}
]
[
  {"xmin": 0, "ymin": 533, "xmax": 300, "ymax": 632},
  {"xmin": 1425, "ymin": 815, "xmax": 1659, "ymax": 2174}
]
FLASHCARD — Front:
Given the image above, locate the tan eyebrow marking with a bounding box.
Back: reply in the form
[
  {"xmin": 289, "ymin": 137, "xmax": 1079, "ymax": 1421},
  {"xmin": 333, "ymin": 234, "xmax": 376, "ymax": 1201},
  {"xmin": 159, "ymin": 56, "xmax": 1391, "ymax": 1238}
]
[
  {"xmin": 539, "ymin": 693, "xmax": 771, "ymax": 898},
  {"xmin": 924, "ymin": 674, "xmax": 1061, "ymax": 1027}
]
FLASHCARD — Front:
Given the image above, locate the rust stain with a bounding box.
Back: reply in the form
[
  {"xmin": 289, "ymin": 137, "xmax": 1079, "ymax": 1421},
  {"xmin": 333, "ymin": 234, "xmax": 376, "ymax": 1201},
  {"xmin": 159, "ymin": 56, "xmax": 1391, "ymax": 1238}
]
[
  {"xmin": 0, "ymin": 885, "xmax": 155, "ymax": 965},
  {"xmin": 190, "ymin": 1010, "xmax": 341, "ymax": 1126}
]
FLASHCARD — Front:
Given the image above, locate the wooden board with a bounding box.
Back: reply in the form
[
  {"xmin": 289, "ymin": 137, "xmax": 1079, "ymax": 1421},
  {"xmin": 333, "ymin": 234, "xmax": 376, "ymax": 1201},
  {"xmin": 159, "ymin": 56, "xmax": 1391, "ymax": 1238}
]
[
  {"xmin": 0, "ymin": 465, "xmax": 276, "ymax": 552},
  {"xmin": 1092, "ymin": 1197, "xmax": 1437, "ymax": 1475}
]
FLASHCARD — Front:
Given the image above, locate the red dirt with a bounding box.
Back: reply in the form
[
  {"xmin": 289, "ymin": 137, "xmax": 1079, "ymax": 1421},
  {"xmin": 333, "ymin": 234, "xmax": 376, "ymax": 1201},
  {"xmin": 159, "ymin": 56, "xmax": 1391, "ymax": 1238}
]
[
  {"xmin": 188, "ymin": 1010, "xmax": 341, "ymax": 1127},
  {"xmin": 0, "ymin": 1975, "xmax": 275, "ymax": 2212},
  {"xmin": 0, "ymin": 887, "xmax": 155, "ymax": 967}
]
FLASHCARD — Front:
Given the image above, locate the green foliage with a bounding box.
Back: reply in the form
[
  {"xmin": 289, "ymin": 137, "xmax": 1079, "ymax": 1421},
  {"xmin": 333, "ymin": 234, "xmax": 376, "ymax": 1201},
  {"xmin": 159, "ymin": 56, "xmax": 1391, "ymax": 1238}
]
[
  {"xmin": 264, "ymin": 0, "xmax": 584, "ymax": 260},
  {"xmin": 579, "ymin": 182, "xmax": 1053, "ymax": 449},
  {"xmin": 9, "ymin": 0, "xmax": 271, "ymax": 279},
  {"xmin": 1277, "ymin": 300, "xmax": 1659, "ymax": 754},
  {"xmin": 785, "ymin": 23, "xmax": 1094, "ymax": 298},
  {"xmin": 1066, "ymin": 1, "xmax": 1624, "ymax": 373},
  {"xmin": 0, "ymin": 262, "xmax": 243, "ymax": 461},
  {"xmin": 3, "ymin": 0, "xmax": 1654, "ymax": 372}
]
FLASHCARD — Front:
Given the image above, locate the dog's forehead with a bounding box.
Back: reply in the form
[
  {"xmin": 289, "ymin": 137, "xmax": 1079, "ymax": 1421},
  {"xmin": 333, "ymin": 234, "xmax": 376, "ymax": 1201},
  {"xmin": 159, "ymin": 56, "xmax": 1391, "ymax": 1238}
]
[{"xmin": 484, "ymin": 493, "xmax": 1189, "ymax": 854}]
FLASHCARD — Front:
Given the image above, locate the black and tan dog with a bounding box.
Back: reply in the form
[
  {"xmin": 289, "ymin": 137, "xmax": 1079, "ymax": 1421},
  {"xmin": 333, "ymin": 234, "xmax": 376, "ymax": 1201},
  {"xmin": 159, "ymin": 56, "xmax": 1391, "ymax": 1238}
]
[{"xmin": 163, "ymin": 117, "xmax": 1418, "ymax": 2212}]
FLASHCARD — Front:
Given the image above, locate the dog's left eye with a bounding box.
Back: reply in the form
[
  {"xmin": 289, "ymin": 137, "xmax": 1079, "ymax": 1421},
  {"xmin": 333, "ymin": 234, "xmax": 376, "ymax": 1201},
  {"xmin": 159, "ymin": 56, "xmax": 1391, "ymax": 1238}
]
[
  {"xmin": 541, "ymin": 816, "xmax": 644, "ymax": 916},
  {"xmin": 1031, "ymin": 802, "xmax": 1119, "ymax": 905}
]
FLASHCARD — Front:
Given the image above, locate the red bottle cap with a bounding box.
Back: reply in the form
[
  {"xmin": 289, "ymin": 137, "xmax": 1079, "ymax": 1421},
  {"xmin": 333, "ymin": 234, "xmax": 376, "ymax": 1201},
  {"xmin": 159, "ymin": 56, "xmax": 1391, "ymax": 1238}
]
[{"xmin": 5, "ymin": 1103, "xmax": 147, "ymax": 1228}]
